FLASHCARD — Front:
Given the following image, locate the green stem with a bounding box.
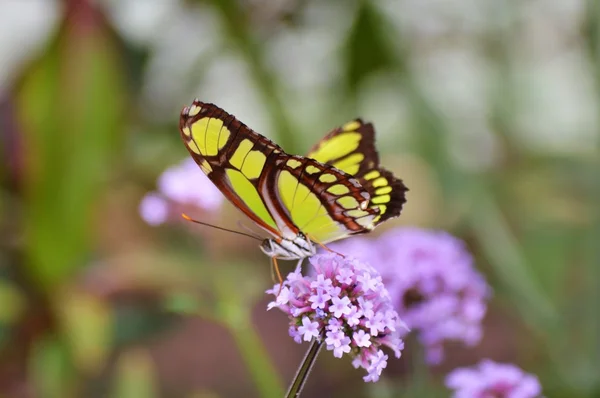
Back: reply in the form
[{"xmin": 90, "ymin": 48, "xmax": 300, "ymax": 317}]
[
  {"xmin": 410, "ymin": 337, "xmax": 430, "ymax": 396},
  {"xmin": 286, "ymin": 338, "xmax": 323, "ymax": 398},
  {"xmin": 582, "ymin": 0, "xmax": 600, "ymax": 382},
  {"xmin": 468, "ymin": 180, "xmax": 558, "ymax": 330},
  {"xmin": 213, "ymin": 266, "xmax": 284, "ymax": 397}
]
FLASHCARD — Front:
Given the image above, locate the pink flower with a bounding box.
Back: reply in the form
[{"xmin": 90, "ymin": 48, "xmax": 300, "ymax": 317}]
[
  {"xmin": 140, "ymin": 158, "xmax": 223, "ymax": 225},
  {"xmin": 330, "ymin": 227, "xmax": 490, "ymax": 364},
  {"xmin": 267, "ymin": 254, "xmax": 405, "ymax": 382},
  {"xmin": 446, "ymin": 359, "xmax": 542, "ymax": 398}
]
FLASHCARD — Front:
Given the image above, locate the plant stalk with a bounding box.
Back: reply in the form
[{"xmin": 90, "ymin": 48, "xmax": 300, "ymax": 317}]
[{"xmin": 285, "ymin": 338, "xmax": 324, "ymax": 398}]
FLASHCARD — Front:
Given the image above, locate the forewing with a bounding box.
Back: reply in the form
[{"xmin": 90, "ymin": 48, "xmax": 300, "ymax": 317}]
[
  {"xmin": 179, "ymin": 100, "xmax": 284, "ymax": 237},
  {"xmin": 307, "ymin": 119, "xmax": 407, "ymax": 224}
]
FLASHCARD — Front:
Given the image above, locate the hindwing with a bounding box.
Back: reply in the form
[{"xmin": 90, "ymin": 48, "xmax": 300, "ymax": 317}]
[
  {"xmin": 307, "ymin": 119, "xmax": 408, "ymax": 224},
  {"xmin": 270, "ymin": 155, "xmax": 379, "ymax": 244}
]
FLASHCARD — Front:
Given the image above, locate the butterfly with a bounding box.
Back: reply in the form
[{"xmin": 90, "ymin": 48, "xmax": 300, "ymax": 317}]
[{"xmin": 179, "ymin": 100, "xmax": 407, "ymax": 262}]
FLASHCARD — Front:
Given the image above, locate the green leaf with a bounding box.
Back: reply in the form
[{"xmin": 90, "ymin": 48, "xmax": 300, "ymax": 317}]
[
  {"xmin": 17, "ymin": 14, "xmax": 126, "ymax": 290},
  {"xmin": 344, "ymin": 2, "xmax": 396, "ymax": 92}
]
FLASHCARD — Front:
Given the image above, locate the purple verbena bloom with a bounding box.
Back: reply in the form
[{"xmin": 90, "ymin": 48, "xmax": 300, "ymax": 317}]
[
  {"xmin": 329, "ymin": 227, "xmax": 490, "ymax": 364},
  {"xmin": 140, "ymin": 158, "xmax": 223, "ymax": 225},
  {"xmin": 330, "ymin": 296, "xmax": 352, "ymax": 318},
  {"xmin": 157, "ymin": 158, "xmax": 222, "ymax": 210},
  {"xmin": 298, "ymin": 317, "xmax": 320, "ymax": 342},
  {"xmin": 139, "ymin": 193, "xmax": 169, "ymax": 226},
  {"xmin": 266, "ymin": 253, "xmax": 405, "ymax": 382},
  {"xmin": 353, "ymin": 329, "xmax": 372, "ymax": 348},
  {"xmin": 445, "ymin": 359, "xmax": 543, "ymax": 398},
  {"xmin": 309, "ymin": 288, "xmax": 330, "ymax": 310}
]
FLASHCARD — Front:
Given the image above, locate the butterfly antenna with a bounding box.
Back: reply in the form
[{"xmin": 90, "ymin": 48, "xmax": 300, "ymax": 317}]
[
  {"xmin": 181, "ymin": 213, "xmax": 262, "ymax": 241},
  {"xmin": 236, "ymin": 220, "xmax": 263, "ymax": 240}
]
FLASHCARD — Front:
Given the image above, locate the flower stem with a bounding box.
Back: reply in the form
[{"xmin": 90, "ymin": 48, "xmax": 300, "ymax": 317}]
[
  {"xmin": 285, "ymin": 338, "xmax": 324, "ymax": 398},
  {"xmin": 410, "ymin": 339, "xmax": 431, "ymax": 395}
]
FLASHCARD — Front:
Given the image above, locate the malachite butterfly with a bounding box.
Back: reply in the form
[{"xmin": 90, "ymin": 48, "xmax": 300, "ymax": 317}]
[{"xmin": 179, "ymin": 100, "xmax": 408, "ymax": 260}]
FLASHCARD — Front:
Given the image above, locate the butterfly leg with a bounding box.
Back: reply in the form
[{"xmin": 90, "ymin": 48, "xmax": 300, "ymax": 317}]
[
  {"xmin": 271, "ymin": 257, "xmax": 284, "ymax": 296},
  {"xmin": 294, "ymin": 258, "xmax": 304, "ymax": 273},
  {"xmin": 308, "ymin": 235, "xmax": 345, "ymax": 258}
]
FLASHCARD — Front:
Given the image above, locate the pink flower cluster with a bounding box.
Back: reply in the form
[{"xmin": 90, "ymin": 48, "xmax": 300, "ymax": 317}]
[
  {"xmin": 330, "ymin": 227, "xmax": 490, "ymax": 364},
  {"xmin": 267, "ymin": 254, "xmax": 406, "ymax": 382}
]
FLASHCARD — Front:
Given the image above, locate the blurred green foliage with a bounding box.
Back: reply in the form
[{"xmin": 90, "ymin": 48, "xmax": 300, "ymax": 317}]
[{"xmin": 0, "ymin": 0, "xmax": 598, "ymax": 397}]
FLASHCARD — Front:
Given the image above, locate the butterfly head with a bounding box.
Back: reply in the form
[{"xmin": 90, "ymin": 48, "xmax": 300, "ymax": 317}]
[{"xmin": 260, "ymin": 233, "xmax": 316, "ymax": 260}]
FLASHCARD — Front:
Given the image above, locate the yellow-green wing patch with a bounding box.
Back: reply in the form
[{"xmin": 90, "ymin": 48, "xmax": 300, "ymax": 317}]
[
  {"xmin": 273, "ymin": 155, "xmax": 378, "ymax": 244},
  {"xmin": 307, "ymin": 119, "xmax": 407, "ymax": 224}
]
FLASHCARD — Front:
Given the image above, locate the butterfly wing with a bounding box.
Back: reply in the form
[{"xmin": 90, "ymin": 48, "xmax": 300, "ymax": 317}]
[
  {"xmin": 179, "ymin": 100, "xmax": 284, "ymax": 238},
  {"xmin": 268, "ymin": 155, "xmax": 379, "ymax": 244},
  {"xmin": 179, "ymin": 100, "xmax": 379, "ymax": 245},
  {"xmin": 307, "ymin": 119, "xmax": 407, "ymax": 224},
  {"xmin": 179, "ymin": 100, "xmax": 402, "ymax": 249}
]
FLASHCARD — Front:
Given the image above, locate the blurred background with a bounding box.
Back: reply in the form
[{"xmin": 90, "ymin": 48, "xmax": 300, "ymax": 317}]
[{"xmin": 1, "ymin": 0, "xmax": 599, "ymax": 397}]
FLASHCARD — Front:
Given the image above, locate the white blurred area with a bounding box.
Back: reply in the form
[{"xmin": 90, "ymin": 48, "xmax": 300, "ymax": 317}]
[
  {"xmin": 0, "ymin": 1, "xmax": 61, "ymax": 93},
  {"xmin": 2, "ymin": 0, "xmax": 597, "ymax": 163}
]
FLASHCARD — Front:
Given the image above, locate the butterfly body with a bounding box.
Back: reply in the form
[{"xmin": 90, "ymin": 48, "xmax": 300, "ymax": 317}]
[
  {"xmin": 260, "ymin": 232, "xmax": 316, "ymax": 260},
  {"xmin": 179, "ymin": 100, "xmax": 407, "ymax": 260}
]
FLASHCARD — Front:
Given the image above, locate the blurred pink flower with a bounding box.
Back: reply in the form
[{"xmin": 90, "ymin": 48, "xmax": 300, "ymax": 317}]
[
  {"xmin": 330, "ymin": 227, "xmax": 490, "ymax": 364},
  {"xmin": 139, "ymin": 193, "xmax": 168, "ymax": 226},
  {"xmin": 446, "ymin": 359, "xmax": 542, "ymax": 398},
  {"xmin": 140, "ymin": 158, "xmax": 223, "ymax": 225}
]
